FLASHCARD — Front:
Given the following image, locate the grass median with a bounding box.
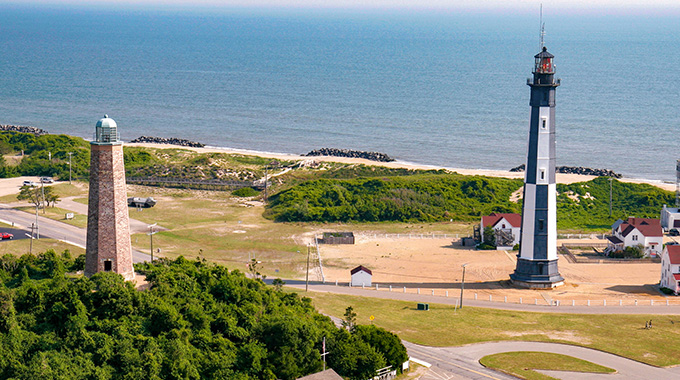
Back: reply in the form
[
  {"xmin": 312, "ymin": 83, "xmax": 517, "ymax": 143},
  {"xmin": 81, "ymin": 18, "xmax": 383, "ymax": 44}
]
[
  {"xmin": 479, "ymin": 351, "xmax": 615, "ymax": 380},
  {"xmin": 303, "ymin": 291, "xmax": 680, "ymax": 367}
]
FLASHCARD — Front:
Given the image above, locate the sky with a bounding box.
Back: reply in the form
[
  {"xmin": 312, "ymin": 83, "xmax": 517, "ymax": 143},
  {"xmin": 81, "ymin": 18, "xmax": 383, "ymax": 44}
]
[{"xmin": 2, "ymin": 0, "xmax": 679, "ymax": 13}]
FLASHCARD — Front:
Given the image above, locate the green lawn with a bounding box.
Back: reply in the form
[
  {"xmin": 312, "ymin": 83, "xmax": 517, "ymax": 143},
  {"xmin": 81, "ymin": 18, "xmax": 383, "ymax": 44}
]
[
  {"xmin": 303, "ymin": 292, "xmax": 680, "ymax": 367},
  {"xmin": 480, "ymin": 352, "xmax": 615, "ymax": 380},
  {"xmin": 0, "ymin": 238, "xmax": 85, "ymax": 257},
  {"xmin": 17, "ymin": 206, "xmax": 87, "ymax": 228}
]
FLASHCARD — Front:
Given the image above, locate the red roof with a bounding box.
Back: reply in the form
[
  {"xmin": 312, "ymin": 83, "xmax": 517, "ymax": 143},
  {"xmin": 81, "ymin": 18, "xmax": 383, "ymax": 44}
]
[
  {"xmin": 350, "ymin": 265, "xmax": 372, "ymax": 275},
  {"xmin": 667, "ymin": 245, "xmax": 680, "ymax": 265},
  {"xmin": 481, "ymin": 213, "xmax": 522, "ymax": 229},
  {"xmin": 619, "ymin": 218, "xmax": 662, "ymax": 237},
  {"xmin": 674, "ymin": 274, "xmax": 680, "ymax": 281}
]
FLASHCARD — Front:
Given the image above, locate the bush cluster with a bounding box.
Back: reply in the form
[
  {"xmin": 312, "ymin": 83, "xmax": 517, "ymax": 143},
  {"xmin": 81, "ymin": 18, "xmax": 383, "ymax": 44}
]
[
  {"xmin": 0, "ymin": 132, "xmax": 90, "ymax": 179},
  {"xmin": 0, "ymin": 253, "xmax": 407, "ymax": 380}
]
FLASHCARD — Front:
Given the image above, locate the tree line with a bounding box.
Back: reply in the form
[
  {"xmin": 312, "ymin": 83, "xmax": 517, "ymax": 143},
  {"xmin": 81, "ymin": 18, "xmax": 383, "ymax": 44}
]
[{"xmin": 0, "ymin": 252, "xmax": 407, "ymax": 380}]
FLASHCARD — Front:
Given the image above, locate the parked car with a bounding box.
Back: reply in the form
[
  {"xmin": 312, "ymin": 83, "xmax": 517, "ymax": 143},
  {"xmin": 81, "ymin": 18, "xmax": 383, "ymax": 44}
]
[
  {"xmin": 127, "ymin": 197, "xmax": 157, "ymax": 208},
  {"xmin": 670, "ymin": 228, "xmax": 679, "ymax": 236},
  {"xmin": 21, "ymin": 180, "xmax": 38, "ymax": 187},
  {"xmin": 0, "ymin": 232, "xmax": 13, "ymax": 240},
  {"xmin": 40, "ymin": 177, "xmax": 54, "ymax": 183}
]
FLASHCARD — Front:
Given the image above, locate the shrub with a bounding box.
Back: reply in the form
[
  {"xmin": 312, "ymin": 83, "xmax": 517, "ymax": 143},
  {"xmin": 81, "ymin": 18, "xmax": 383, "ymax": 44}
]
[{"xmin": 232, "ymin": 187, "xmax": 260, "ymax": 197}]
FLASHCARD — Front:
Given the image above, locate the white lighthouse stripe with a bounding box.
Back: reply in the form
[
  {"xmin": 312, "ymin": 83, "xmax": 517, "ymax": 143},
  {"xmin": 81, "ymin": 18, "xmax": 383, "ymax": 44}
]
[
  {"xmin": 548, "ymin": 183, "xmax": 557, "ymax": 260},
  {"xmin": 520, "ymin": 183, "xmax": 536, "ymax": 259}
]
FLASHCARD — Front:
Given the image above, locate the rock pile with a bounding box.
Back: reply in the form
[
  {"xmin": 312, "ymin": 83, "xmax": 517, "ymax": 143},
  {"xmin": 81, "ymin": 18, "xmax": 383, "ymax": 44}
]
[
  {"xmin": 509, "ymin": 164, "xmax": 622, "ymax": 178},
  {"xmin": 130, "ymin": 136, "xmax": 205, "ymax": 148},
  {"xmin": 0, "ymin": 124, "xmax": 48, "ymax": 136},
  {"xmin": 305, "ymin": 148, "xmax": 395, "ymax": 162}
]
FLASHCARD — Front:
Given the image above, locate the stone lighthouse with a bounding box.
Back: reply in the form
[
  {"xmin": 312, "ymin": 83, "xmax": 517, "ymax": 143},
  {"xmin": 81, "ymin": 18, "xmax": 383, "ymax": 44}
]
[
  {"xmin": 510, "ymin": 47, "xmax": 564, "ymax": 288},
  {"xmin": 85, "ymin": 115, "xmax": 135, "ymax": 281}
]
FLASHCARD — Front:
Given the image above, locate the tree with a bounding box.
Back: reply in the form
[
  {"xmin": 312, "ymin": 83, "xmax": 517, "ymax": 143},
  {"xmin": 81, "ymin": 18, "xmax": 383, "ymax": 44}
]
[
  {"xmin": 355, "ymin": 325, "xmax": 408, "ymax": 373},
  {"xmin": 17, "ymin": 184, "xmax": 57, "ymax": 212},
  {"xmin": 342, "ymin": 306, "xmax": 357, "ymax": 333},
  {"xmin": 272, "ymin": 278, "xmax": 285, "ymax": 292}
]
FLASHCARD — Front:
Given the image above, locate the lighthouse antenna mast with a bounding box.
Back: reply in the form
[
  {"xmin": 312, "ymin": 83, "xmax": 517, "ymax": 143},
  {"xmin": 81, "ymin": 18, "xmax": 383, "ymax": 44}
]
[{"xmin": 539, "ymin": 4, "xmax": 545, "ymax": 51}]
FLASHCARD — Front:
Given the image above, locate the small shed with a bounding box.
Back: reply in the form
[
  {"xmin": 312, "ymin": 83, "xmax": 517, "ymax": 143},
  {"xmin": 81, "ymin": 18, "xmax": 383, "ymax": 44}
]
[
  {"xmin": 320, "ymin": 232, "xmax": 355, "ymax": 245},
  {"xmin": 297, "ymin": 369, "xmax": 343, "ymax": 380},
  {"xmin": 350, "ymin": 265, "xmax": 372, "ymax": 287}
]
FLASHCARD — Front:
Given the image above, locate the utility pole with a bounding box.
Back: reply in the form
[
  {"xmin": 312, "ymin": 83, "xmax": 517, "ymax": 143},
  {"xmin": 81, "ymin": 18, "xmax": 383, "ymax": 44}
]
[
  {"xmin": 34, "ymin": 204, "xmax": 39, "ymax": 239},
  {"xmin": 264, "ymin": 165, "xmax": 268, "ymax": 204},
  {"xmin": 27, "ymin": 223, "xmax": 35, "ymax": 254},
  {"xmin": 305, "ymin": 245, "xmax": 311, "ymax": 292},
  {"xmin": 459, "ymin": 263, "xmax": 468, "ymax": 309},
  {"xmin": 147, "ymin": 223, "xmax": 158, "ymax": 262},
  {"xmin": 68, "ymin": 152, "xmax": 73, "ymax": 184},
  {"xmin": 320, "ymin": 336, "xmax": 329, "ymax": 371}
]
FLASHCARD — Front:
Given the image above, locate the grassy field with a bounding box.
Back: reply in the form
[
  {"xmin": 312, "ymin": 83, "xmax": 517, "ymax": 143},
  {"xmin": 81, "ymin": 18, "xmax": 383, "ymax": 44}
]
[
  {"xmin": 479, "ymin": 352, "xmax": 615, "ymax": 380},
  {"xmin": 0, "ymin": 238, "xmax": 85, "ymax": 257},
  {"xmin": 17, "ymin": 206, "xmax": 87, "ymax": 228},
  {"xmin": 303, "ymin": 292, "xmax": 680, "ymax": 367}
]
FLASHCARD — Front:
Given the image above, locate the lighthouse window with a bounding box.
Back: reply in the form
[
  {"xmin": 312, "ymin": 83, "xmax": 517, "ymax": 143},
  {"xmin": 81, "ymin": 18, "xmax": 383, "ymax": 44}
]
[
  {"xmin": 541, "ymin": 118, "xmax": 547, "ymax": 129},
  {"xmin": 104, "ymin": 260, "xmax": 112, "ymax": 271},
  {"xmin": 539, "ymin": 219, "xmax": 545, "ymax": 231},
  {"xmin": 540, "ymin": 169, "xmax": 545, "ymax": 180}
]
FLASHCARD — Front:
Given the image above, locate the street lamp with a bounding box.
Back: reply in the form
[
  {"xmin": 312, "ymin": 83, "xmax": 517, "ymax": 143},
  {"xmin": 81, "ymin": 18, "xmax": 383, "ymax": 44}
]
[
  {"xmin": 459, "ymin": 263, "xmax": 468, "ymax": 309},
  {"xmin": 147, "ymin": 223, "xmax": 158, "ymax": 262}
]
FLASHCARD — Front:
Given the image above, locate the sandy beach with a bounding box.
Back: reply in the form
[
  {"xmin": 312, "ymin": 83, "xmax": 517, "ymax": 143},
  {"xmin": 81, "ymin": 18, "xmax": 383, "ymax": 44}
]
[{"xmin": 127, "ymin": 142, "xmax": 676, "ymax": 191}]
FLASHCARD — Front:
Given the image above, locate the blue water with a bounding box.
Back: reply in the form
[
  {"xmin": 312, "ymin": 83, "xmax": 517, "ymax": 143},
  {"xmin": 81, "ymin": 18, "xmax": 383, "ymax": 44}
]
[{"xmin": 0, "ymin": 6, "xmax": 678, "ymax": 180}]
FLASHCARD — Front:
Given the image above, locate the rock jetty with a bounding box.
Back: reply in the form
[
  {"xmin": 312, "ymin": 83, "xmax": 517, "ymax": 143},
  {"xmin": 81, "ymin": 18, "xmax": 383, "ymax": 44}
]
[
  {"xmin": 130, "ymin": 136, "xmax": 205, "ymax": 148},
  {"xmin": 0, "ymin": 124, "xmax": 48, "ymax": 136},
  {"xmin": 305, "ymin": 148, "xmax": 395, "ymax": 162},
  {"xmin": 509, "ymin": 164, "xmax": 622, "ymax": 178}
]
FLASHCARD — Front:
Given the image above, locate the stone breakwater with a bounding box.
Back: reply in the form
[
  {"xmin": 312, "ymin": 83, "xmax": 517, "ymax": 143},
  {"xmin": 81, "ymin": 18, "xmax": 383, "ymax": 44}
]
[
  {"xmin": 130, "ymin": 136, "xmax": 205, "ymax": 148},
  {"xmin": 0, "ymin": 124, "xmax": 48, "ymax": 136},
  {"xmin": 509, "ymin": 164, "xmax": 622, "ymax": 178},
  {"xmin": 305, "ymin": 148, "xmax": 395, "ymax": 162}
]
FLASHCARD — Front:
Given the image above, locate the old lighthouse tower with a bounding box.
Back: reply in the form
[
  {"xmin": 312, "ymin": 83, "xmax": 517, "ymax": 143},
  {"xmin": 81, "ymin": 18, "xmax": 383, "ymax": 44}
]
[
  {"xmin": 84, "ymin": 115, "xmax": 135, "ymax": 280},
  {"xmin": 510, "ymin": 46, "xmax": 564, "ymax": 288}
]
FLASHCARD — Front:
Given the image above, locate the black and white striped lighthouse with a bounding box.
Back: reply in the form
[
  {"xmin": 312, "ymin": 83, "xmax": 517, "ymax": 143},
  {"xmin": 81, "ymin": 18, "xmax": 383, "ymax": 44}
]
[{"xmin": 510, "ymin": 46, "xmax": 564, "ymax": 288}]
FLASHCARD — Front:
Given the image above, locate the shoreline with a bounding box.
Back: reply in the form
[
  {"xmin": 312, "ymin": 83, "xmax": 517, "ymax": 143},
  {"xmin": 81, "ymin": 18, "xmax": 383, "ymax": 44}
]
[{"xmin": 126, "ymin": 142, "xmax": 676, "ymax": 191}]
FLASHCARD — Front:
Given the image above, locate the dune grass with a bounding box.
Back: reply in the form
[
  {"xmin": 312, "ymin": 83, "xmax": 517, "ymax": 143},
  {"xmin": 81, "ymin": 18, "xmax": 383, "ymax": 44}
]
[
  {"xmin": 479, "ymin": 351, "xmax": 615, "ymax": 380},
  {"xmin": 303, "ymin": 292, "xmax": 680, "ymax": 367}
]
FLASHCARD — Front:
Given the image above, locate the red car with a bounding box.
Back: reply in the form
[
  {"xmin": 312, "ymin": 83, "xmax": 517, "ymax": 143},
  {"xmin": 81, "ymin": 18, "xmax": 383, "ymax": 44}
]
[{"xmin": 0, "ymin": 232, "xmax": 13, "ymax": 240}]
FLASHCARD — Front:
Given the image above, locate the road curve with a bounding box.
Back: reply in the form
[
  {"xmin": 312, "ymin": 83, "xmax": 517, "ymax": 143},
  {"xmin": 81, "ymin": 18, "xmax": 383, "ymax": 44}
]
[{"xmin": 405, "ymin": 341, "xmax": 680, "ymax": 380}]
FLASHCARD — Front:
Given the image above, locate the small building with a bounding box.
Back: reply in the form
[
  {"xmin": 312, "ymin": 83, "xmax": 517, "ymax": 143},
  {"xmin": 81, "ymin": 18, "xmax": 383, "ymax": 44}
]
[
  {"xmin": 297, "ymin": 369, "xmax": 343, "ymax": 380},
  {"xmin": 606, "ymin": 217, "xmax": 663, "ymax": 257},
  {"xmin": 660, "ymin": 245, "xmax": 680, "ymax": 294},
  {"xmin": 480, "ymin": 213, "xmax": 522, "ymax": 248},
  {"xmin": 660, "ymin": 205, "xmax": 680, "ymax": 231},
  {"xmin": 320, "ymin": 232, "xmax": 355, "ymax": 245},
  {"xmin": 350, "ymin": 265, "xmax": 372, "ymax": 287}
]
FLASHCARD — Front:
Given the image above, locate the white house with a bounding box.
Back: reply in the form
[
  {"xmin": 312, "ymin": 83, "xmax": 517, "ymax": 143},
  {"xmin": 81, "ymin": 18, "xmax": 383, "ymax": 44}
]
[
  {"xmin": 480, "ymin": 213, "xmax": 522, "ymax": 248},
  {"xmin": 350, "ymin": 265, "xmax": 372, "ymax": 287},
  {"xmin": 660, "ymin": 205, "xmax": 680, "ymax": 231},
  {"xmin": 660, "ymin": 245, "xmax": 680, "ymax": 294},
  {"xmin": 606, "ymin": 217, "xmax": 663, "ymax": 257}
]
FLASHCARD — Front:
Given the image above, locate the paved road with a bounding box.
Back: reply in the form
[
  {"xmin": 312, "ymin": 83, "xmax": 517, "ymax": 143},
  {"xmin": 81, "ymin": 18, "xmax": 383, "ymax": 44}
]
[
  {"xmin": 282, "ymin": 280, "xmax": 680, "ymax": 315},
  {"xmin": 0, "ymin": 203, "xmax": 149, "ymax": 263},
  {"xmin": 406, "ymin": 341, "xmax": 680, "ymax": 380},
  {"xmin": 59, "ymin": 196, "xmax": 167, "ymax": 234}
]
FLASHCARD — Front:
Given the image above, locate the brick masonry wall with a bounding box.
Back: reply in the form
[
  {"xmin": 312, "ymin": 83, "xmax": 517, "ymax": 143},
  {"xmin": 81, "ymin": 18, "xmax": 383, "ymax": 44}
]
[{"xmin": 85, "ymin": 143, "xmax": 135, "ymax": 280}]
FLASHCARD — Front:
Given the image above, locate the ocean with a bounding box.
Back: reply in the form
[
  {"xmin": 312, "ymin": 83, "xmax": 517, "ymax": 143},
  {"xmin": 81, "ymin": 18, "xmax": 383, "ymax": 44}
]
[{"xmin": 0, "ymin": 6, "xmax": 678, "ymax": 181}]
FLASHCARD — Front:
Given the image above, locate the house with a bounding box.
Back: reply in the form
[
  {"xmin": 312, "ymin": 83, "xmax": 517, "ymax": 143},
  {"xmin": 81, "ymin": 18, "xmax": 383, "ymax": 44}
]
[
  {"xmin": 660, "ymin": 205, "xmax": 680, "ymax": 231},
  {"xmin": 660, "ymin": 245, "xmax": 680, "ymax": 294},
  {"xmin": 297, "ymin": 369, "xmax": 343, "ymax": 380},
  {"xmin": 350, "ymin": 265, "xmax": 372, "ymax": 287},
  {"xmin": 480, "ymin": 213, "xmax": 522, "ymax": 248},
  {"xmin": 606, "ymin": 217, "xmax": 663, "ymax": 257}
]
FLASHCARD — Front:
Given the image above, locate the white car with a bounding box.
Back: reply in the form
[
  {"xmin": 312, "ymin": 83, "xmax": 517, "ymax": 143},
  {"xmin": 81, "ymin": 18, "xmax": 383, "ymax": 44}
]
[
  {"xmin": 22, "ymin": 180, "xmax": 38, "ymax": 187},
  {"xmin": 40, "ymin": 177, "xmax": 54, "ymax": 184}
]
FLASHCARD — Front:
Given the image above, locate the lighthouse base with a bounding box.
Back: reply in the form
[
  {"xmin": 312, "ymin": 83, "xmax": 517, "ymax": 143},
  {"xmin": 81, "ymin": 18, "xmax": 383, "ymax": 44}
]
[{"xmin": 510, "ymin": 258, "xmax": 564, "ymax": 289}]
